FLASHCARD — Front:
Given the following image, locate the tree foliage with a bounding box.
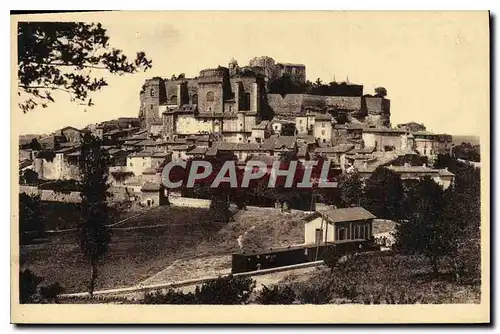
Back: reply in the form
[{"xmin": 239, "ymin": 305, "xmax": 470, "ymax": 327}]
[
  {"xmin": 78, "ymin": 132, "xmax": 111, "ymax": 297},
  {"xmin": 394, "ymin": 156, "xmax": 481, "ymax": 281},
  {"xmin": 374, "ymin": 86, "xmax": 388, "ymax": 98},
  {"xmin": 256, "ymin": 285, "xmax": 296, "ymax": 304},
  {"xmin": 19, "ymin": 193, "xmax": 45, "ymax": 244},
  {"xmin": 339, "ymin": 170, "xmax": 363, "ymax": 207},
  {"xmin": 17, "ymin": 22, "xmax": 152, "ymax": 112},
  {"xmin": 452, "ymin": 142, "xmax": 481, "ymax": 162},
  {"xmin": 361, "ymin": 166, "xmax": 404, "ymax": 220},
  {"xmin": 142, "ymin": 275, "xmax": 256, "ymax": 305},
  {"xmin": 19, "ymin": 169, "xmax": 39, "ymax": 185},
  {"xmin": 395, "ymin": 176, "xmax": 446, "ymax": 275},
  {"xmin": 19, "ymin": 269, "xmax": 64, "ymax": 304}
]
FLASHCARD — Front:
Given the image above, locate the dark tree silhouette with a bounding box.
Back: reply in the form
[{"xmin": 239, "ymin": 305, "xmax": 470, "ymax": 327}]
[
  {"xmin": 339, "ymin": 171, "xmax": 363, "ymax": 207},
  {"xmin": 17, "ymin": 22, "xmax": 152, "ymax": 112},
  {"xmin": 374, "ymin": 87, "xmax": 388, "ymax": 98},
  {"xmin": 361, "ymin": 166, "xmax": 404, "ymax": 220},
  {"xmin": 78, "ymin": 132, "xmax": 111, "ymax": 298},
  {"xmin": 395, "ymin": 176, "xmax": 446, "ymax": 276},
  {"xmin": 19, "ymin": 193, "xmax": 45, "ymax": 244}
]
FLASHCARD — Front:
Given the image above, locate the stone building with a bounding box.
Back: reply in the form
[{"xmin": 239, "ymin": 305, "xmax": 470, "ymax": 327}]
[
  {"xmin": 277, "ymin": 62, "xmax": 306, "ymax": 83},
  {"xmin": 139, "ymin": 60, "xmax": 269, "ymax": 143},
  {"xmin": 314, "ymin": 114, "xmax": 334, "ymax": 144}
]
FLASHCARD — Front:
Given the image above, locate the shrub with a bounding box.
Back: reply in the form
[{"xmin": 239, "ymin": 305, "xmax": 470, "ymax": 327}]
[
  {"xmin": 256, "ymin": 285, "xmax": 296, "ymax": 305},
  {"xmin": 195, "ymin": 275, "xmax": 256, "ymax": 304},
  {"xmin": 19, "ymin": 269, "xmax": 64, "ymax": 304},
  {"xmin": 142, "ymin": 289, "xmax": 196, "ymax": 304},
  {"xmin": 142, "ymin": 275, "xmax": 256, "ymax": 305}
]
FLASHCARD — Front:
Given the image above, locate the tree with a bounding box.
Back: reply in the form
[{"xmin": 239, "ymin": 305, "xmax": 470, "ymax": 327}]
[
  {"xmin": 19, "ymin": 193, "xmax": 45, "ymax": 244},
  {"xmin": 257, "ymin": 285, "xmax": 296, "ymax": 304},
  {"xmin": 28, "ymin": 138, "xmax": 42, "ymax": 150},
  {"xmin": 339, "ymin": 171, "xmax": 363, "ymax": 207},
  {"xmin": 374, "ymin": 87, "xmax": 388, "ymax": 98},
  {"xmin": 19, "ymin": 269, "xmax": 43, "ymax": 304},
  {"xmin": 19, "ymin": 269, "xmax": 64, "ymax": 304},
  {"xmin": 314, "ymin": 78, "xmax": 323, "ymax": 88},
  {"xmin": 17, "ymin": 22, "xmax": 152, "ymax": 112},
  {"xmin": 79, "ymin": 132, "xmax": 111, "ymax": 298},
  {"xmin": 394, "ymin": 176, "xmax": 446, "ymax": 276},
  {"xmin": 142, "ymin": 275, "xmax": 256, "ymax": 304},
  {"xmin": 19, "ymin": 169, "xmax": 39, "ymax": 185},
  {"xmin": 361, "ymin": 167, "xmax": 404, "ymax": 220}
]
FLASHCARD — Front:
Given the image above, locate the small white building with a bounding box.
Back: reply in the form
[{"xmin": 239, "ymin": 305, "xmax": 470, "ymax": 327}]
[{"xmin": 303, "ymin": 206, "xmax": 376, "ymax": 245}]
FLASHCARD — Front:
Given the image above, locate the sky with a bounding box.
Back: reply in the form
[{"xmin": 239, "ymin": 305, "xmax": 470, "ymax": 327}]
[{"xmin": 13, "ymin": 11, "xmax": 489, "ymax": 136}]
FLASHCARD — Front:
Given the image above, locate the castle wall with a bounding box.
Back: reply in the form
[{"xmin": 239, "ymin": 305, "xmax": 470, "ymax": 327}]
[{"xmin": 176, "ymin": 115, "xmax": 213, "ymax": 135}]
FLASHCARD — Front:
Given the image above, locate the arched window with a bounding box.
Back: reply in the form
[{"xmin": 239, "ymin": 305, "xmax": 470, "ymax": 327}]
[
  {"xmin": 170, "ymin": 95, "xmax": 178, "ymax": 105},
  {"xmin": 206, "ymin": 91, "xmax": 214, "ymax": 102},
  {"xmin": 191, "ymin": 94, "xmax": 198, "ymax": 105}
]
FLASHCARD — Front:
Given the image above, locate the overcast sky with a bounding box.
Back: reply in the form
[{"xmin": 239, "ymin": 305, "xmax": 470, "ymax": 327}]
[{"xmin": 14, "ymin": 11, "xmax": 489, "ymax": 136}]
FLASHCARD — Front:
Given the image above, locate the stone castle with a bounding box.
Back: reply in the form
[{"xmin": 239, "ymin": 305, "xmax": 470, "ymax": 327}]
[{"xmin": 138, "ymin": 57, "xmax": 391, "ymax": 144}]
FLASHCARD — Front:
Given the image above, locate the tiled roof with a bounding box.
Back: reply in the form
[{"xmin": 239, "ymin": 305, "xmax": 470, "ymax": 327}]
[
  {"xmin": 349, "ymin": 146, "xmax": 376, "ymax": 154},
  {"xmin": 315, "ymin": 144, "xmax": 354, "ymax": 154},
  {"xmin": 171, "ymin": 144, "xmax": 194, "ymax": 151},
  {"xmin": 217, "ymin": 142, "xmax": 262, "ymax": 151},
  {"xmin": 142, "ymin": 167, "xmax": 159, "ymax": 175},
  {"xmin": 141, "ymin": 182, "xmax": 161, "ymax": 192},
  {"xmin": 252, "ymin": 120, "xmax": 270, "ymax": 130},
  {"xmin": 135, "ymin": 140, "xmax": 167, "ymax": 147},
  {"xmin": 316, "ymin": 206, "xmax": 377, "ymax": 223},
  {"xmin": 363, "ymin": 127, "xmax": 407, "ymax": 134},
  {"xmin": 186, "ymin": 146, "xmax": 208, "ymax": 155},
  {"xmin": 262, "ymin": 135, "xmax": 297, "ymax": 150},
  {"xmin": 314, "ymin": 114, "xmax": 332, "ymax": 121},
  {"xmin": 438, "ymin": 169, "xmax": 455, "ymax": 177},
  {"xmin": 128, "ymin": 150, "xmax": 171, "ymax": 158}
]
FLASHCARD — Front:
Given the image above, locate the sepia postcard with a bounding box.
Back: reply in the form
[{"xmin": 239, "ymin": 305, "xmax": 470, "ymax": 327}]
[{"xmin": 10, "ymin": 10, "xmax": 490, "ymax": 324}]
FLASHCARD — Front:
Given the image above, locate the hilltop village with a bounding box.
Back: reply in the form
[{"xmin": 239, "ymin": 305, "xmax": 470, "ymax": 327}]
[{"xmin": 19, "ymin": 57, "xmax": 455, "ymax": 207}]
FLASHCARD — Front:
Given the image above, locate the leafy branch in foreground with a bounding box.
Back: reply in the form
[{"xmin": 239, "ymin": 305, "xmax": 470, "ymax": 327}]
[{"xmin": 17, "ymin": 22, "xmax": 152, "ymax": 112}]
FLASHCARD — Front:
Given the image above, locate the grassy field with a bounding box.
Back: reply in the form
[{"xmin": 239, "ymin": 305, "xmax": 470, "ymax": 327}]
[
  {"xmin": 279, "ymin": 252, "xmax": 481, "ymax": 304},
  {"xmin": 20, "ymin": 206, "xmax": 308, "ymax": 293},
  {"xmin": 39, "ymin": 201, "xmax": 136, "ymax": 231}
]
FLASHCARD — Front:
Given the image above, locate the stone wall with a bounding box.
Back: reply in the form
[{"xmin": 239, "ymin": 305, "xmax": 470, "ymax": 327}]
[
  {"xmin": 20, "ymin": 185, "xmax": 131, "ymax": 203},
  {"xmin": 19, "ymin": 186, "xmax": 82, "ymax": 203},
  {"xmin": 168, "ymin": 196, "xmax": 212, "ymax": 208}
]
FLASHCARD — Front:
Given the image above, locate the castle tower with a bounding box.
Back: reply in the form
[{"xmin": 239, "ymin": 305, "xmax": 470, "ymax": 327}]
[
  {"xmin": 228, "ymin": 58, "xmax": 239, "ymax": 76},
  {"xmin": 139, "ymin": 78, "xmax": 166, "ymax": 129}
]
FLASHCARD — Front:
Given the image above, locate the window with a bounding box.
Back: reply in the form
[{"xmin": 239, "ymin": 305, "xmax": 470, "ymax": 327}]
[
  {"xmin": 322, "ymin": 139, "xmax": 326, "ymax": 143},
  {"xmin": 150, "ymin": 88, "xmax": 154, "ymax": 97},
  {"xmin": 299, "ymin": 119, "xmax": 302, "ymax": 124},
  {"xmin": 321, "ymin": 130, "xmax": 325, "ymax": 135},
  {"xmin": 129, "ymin": 163, "xmax": 133, "ymax": 167},
  {"xmin": 191, "ymin": 94, "xmax": 198, "ymax": 104},
  {"xmin": 229, "ymin": 105, "xmax": 232, "ymax": 112},
  {"xmin": 170, "ymin": 95, "xmax": 178, "ymax": 105},
  {"xmin": 315, "ymin": 228, "xmax": 324, "ymax": 244},
  {"xmin": 322, "ymin": 122, "xmax": 325, "ymax": 128},
  {"xmin": 150, "ymin": 105, "xmax": 154, "ymax": 110},
  {"xmin": 206, "ymin": 91, "xmax": 214, "ymax": 102},
  {"xmin": 337, "ymin": 228, "xmax": 346, "ymax": 241}
]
